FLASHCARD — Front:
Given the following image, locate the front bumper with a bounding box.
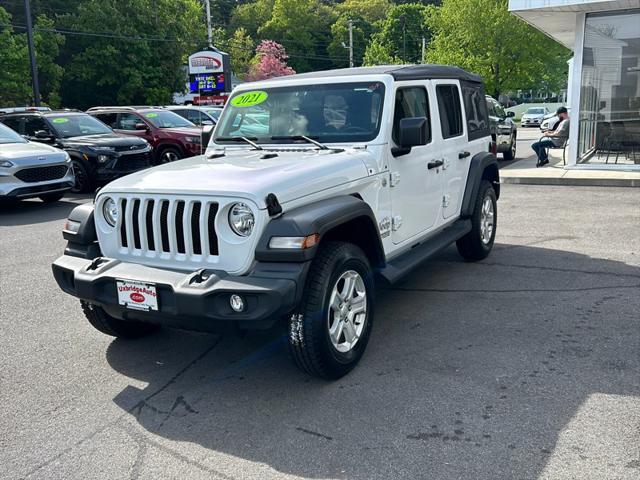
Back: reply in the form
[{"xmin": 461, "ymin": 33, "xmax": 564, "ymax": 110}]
[
  {"xmin": 521, "ymin": 118, "xmax": 541, "ymax": 126},
  {"xmin": 0, "ymin": 165, "xmax": 75, "ymax": 199},
  {"xmin": 52, "ymin": 255, "xmax": 307, "ymax": 332},
  {"xmin": 94, "ymin": 150, "xmax": 152, "ymax": 182}
]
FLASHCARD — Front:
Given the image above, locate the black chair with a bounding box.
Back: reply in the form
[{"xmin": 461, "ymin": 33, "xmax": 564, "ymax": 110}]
[{"xmin": 542, "ymin": 136, "xmax": 569, "ymax": 165}]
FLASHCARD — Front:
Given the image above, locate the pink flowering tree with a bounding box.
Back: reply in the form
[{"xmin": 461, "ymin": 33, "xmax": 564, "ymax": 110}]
[{"xmin": 246, "ymin": 40, "xmax": 296, "ymax": 81}]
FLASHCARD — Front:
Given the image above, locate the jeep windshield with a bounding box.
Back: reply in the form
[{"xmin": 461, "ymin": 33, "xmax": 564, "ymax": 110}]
[
  {"xmin": 214, "ymin": 82, "xmax": 385, "ymax": 144},
  {"xmin": 47, "ymin": 114, "xmax": 113, "ymax": 138}
]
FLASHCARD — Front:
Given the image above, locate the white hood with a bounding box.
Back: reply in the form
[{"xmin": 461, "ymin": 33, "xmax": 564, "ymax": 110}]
[{"xmin": 100, "ymin": 147, "xmax": 373, "ymax": 208}]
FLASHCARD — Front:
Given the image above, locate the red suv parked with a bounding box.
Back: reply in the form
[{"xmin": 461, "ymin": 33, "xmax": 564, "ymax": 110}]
[{"xmin": 87, "ymin": 107, "xmax": 205, "ymax": 164}]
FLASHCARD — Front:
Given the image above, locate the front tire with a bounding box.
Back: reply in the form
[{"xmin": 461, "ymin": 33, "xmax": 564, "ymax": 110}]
[
  {"xmin": 288, "ymin": 241, "xmax": 374, "ymax": 379},
  {"xmin": 157, "ymin": 146, "xmax": 182, "ymax": 164},
  {"xmin": 70, "ymin": 159, "xmax": 93, "ymax": 194},
  {"xmin": 457, "ymin": 180, "xmax": 497, "ymax": 261},
  {"xmin": 80, "ymin": 301, "xmax": 159, "ymax": 338}
]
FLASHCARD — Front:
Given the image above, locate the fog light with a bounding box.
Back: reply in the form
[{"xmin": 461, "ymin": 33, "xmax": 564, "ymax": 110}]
[
  {"xmin": 230, "ymin": 294, "xmax": 245, "ymax": 312},
  {"xmin": 97, "ymin": 154, "xmax": 110, "ymax": 164}
]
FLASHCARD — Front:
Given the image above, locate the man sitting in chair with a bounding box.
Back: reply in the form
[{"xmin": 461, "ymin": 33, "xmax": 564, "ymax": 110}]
[{"xmin": 531, "ymin": 107, "xmax": 570, "ymax": 167}]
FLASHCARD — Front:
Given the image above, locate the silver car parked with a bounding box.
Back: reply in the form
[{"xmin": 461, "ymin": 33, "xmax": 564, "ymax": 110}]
[{"xmin": 0, "ymin": 122, "xmax": 74, "ymax": 203}]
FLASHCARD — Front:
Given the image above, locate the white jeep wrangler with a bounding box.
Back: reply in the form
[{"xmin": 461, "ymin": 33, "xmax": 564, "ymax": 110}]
[{"xmin": 53, "ymin": 65, "xmax": 499, "ymax": 379}]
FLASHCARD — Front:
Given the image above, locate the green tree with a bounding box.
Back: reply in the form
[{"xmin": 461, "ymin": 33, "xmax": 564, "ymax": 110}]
[
  {"xmin": 59, "ymin": 0, "xmax": 205, "ymax": 109},
  {"xmin": 363, "ymin": 4, "xmax": 434, "ymax": 66},
  {"xmin": 328, "ymin": 0, "xmax": 391, "ymax": 68},
  {"xmin": 34, "ymin": 15, "xmax": 65, "ymax": 107},
  {"xmin": 227, "ymin": 27, "xmax": 255, "ymax": 78},
  {"xmin": 229, "ymin": 0, "xmax": 275, "ymax": 38},
  {"xmin": 0, "ymin": 7, "xmax": 31, "ymax": 106},
  {"xmin": 426, "ymin": 0, "xmax": 570, "ymax": 96},
  {"xmin": 258, "ymin": 0, "xmax": 336, "ymax": 72}
]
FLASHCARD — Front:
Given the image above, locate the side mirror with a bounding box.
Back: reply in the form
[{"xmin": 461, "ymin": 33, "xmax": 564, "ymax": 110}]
[
  {"xmin": 134, "ymin": 123, "xmax": 148, "ymax": 131},
  {"xmin": 399, "ymin": 117, "xmax": 429, "ymax": 147},
  {"xmin": 34, "ymin": 130, "xmax": 53, "ymax": 140},
  {"xmin": 507, "ymin": 111, "xmax": 515, "ymax": 118},
  {"xmin": 202, "ymin": 120, "xmax": 214, "ymax": 126}
]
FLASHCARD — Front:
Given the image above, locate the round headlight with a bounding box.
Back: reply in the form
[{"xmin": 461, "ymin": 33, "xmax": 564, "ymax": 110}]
[
  {"xmin": 228, "ymin": 202, "xmax": 255, "ymax": 237},
  {"xmin": 102, "ymin": 197, "xmax": 119, "ymax": 227}
]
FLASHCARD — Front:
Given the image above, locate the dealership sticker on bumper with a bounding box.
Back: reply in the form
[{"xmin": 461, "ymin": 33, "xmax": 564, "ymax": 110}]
[{"xmin": 117, "ymin": 280, "xmax": 158, "ymax": 311}]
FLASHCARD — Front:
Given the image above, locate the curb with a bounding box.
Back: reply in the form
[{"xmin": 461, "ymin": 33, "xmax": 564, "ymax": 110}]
[{"xmin": 501, "ymin": 176, "xmax": 640, "ymax": 187}]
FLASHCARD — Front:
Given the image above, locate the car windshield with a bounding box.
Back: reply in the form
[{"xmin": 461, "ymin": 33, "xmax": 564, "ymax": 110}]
[
  {"xmin": 47, "ymin": 114, "xmax": 112, "ymax": 138},
  {"xmin": 0, "ymin": 122, "xmax": 27, "ymax": 144},
  {"xmin": 525, "ymin": 108, "xmax": 545, "ymax": 115},
  {"xmin": 214, "ymin": 82, "xmax": 386, "ymax": 144},
  {"xmin": 142, "ymin": 110, "xmax": 195, "ymax": 128},
  {"xmin": 202, "ymin": 108, "xmax": 222, "ymax": 121}
]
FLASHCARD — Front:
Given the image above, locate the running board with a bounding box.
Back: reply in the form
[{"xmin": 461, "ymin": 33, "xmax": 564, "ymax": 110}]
[{"xmin": 378, "ymin": 219, "xmax": 471, "ymax": 284}]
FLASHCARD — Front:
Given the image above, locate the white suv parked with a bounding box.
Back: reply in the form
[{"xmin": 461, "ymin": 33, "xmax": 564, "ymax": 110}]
[{"xmin": 53, "ymin": 65, "xmax": 500, "ymax": 379}]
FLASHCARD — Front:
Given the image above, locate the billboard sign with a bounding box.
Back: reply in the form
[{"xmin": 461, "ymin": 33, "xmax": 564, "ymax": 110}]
[{"xmin": 188, "ymin": 51, "xmax": 225, "ymax": 75}]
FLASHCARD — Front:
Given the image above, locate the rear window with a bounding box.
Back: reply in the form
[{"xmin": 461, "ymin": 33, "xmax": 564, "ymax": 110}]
[{"xmin": 462, "ymin": 82, "xmax": 489, "ymax": 141}]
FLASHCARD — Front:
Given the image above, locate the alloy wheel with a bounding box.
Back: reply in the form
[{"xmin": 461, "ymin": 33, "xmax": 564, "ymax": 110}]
[
  {"xmin": 480, "ymin": 196, "xmax": 494, "ymax": 244},
  {"xmin": 327, "ymin": 270, "xmax": 368, "ymax": 353}
]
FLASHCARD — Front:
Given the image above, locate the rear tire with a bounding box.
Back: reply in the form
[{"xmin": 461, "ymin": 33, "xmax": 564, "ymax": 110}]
[
  {"xmin": 288, "ymin": 241, "xmax": 374, "ymax": 379},
  {"xmin": 457, "ymin": 180, "xmax": 497, "ymax": 261},
  {"xmin": 503, "ymin": 133, "xmax": 516, "ymax": 160},
  {"xmin": 39, "ymin": 192, "xmax": 65, "ymax": 203},
  {"xmin": 80, "ymin": 300, "xmax": 159, "ymax": 338}
]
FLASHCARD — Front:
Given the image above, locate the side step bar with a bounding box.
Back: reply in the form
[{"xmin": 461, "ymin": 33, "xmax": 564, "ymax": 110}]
[{"xmin": 378, "ymin": 219, "xmax": 472, "ymax": 284}]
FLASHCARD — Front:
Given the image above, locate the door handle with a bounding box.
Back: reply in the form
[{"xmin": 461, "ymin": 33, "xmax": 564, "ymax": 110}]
[
  {"xmin": 458, "ymin": 151, "xmax": 470, "ymax": 159},
  {"xmin": 427, "ymin": 159, "xmax": 444, "ymax": 170}
]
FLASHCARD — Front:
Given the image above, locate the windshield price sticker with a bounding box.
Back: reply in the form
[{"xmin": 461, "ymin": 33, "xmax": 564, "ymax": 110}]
[
  {"xmin": 231, "ymin": 91, "xmax": 268, "ymax": 108},
  {"xmin": 144, "ymin": 113, "xmax": 158, "ymax": 118},
  {"xmin": 52, "ymin": 118, "xmax": 69, "ymax": 124}
]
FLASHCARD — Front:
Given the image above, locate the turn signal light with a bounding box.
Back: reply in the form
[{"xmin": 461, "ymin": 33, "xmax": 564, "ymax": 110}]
[{"xmin": 269, "ymin": 234, "xmax": 319, "ymax": 250}]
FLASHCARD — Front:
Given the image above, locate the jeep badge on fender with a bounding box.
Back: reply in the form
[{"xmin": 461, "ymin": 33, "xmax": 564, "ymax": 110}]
[{"xmin": 52, "ymin": 65, "xmax": 499, "ymax": 380}]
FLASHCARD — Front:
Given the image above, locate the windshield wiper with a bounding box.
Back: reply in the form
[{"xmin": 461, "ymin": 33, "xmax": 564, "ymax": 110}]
[
  {"xmin": 213, "ymin": 136, "xmax": 263, "ymax": 150},
  {"xmin": 270, "ymin": 135, "xmax": 329, "ymax": 150}
]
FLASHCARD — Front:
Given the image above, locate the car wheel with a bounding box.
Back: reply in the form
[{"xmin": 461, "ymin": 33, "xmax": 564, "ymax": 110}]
[
  {"xmin": 39, "ymin": 192, "xmax": 65, "ymax": 203},
  {"xmin": 288, "ymin": 241, "xmax": 374, "ymax": 379},
  {"xmin": 456, "ymin": 180, "xmax": 497, "ymax": 261},
  {"xmin": 158, "ymin": 147, "xmax": 182, "ymax": 164},
  {"xmin": 80, "ymin": 300, "xmax": 159, "ymax": 338},
  {"xmin": 503, "ymin": 134, "xmax": 516, "ymax": 161},
  {"xmin": 70, "ymin": 159, "xmax": 93, "ymax": 194}
]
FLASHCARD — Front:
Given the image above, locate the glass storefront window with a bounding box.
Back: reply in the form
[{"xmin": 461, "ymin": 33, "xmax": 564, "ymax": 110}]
[{"xmin": 579, "ymin": 10, "xmax": 640, "ymax": 166}]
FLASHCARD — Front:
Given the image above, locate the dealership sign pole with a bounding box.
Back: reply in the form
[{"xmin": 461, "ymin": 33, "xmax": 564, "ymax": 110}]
[{"xmin": 23, "ymin": 0, "xmax": 41, "ymax": 106}]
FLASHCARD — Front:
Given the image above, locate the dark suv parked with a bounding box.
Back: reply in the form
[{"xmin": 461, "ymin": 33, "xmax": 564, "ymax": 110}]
[
  {"xmin": 485, "ymin": 96, "xmax": 517, "ymax": 160},
  {"xmin": 87, "ymin": 107, "xmax": 204, "ymax": 164},
  {"xmin": 0, "ymin": 111, "xmax": 152, "ymax": 193}
]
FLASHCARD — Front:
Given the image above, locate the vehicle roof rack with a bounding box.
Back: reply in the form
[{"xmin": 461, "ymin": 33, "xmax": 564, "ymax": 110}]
[{"xmin": 86, "ymin": 106, "xmax": 166, "ymax": 112}]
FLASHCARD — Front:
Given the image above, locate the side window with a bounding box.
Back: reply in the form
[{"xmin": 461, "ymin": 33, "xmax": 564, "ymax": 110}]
[
  {"xmin": 1, "ymin": 116, "xmax": 23, "ymax": 134},
  {"xmin": 24, "ymin": 116, "xmax": 49, "ymax": 136},
  {"xmin": 494, "ymin": 102, "xmax": 506, "ymax": 119},
  {"xmin": 118, "ymin": 113, "xmax": 142, "ymax": 130},
  {"xmin": 436, "ymin": 84, "xmax": 463, "ymax": 139},
  {"xmin": 463, "ymin": 84, "xmax": 489, "ymax": 141},
  {"xmin": 392, "ymin": 87, "xmax": 431, "ymax": 144},
  {"xmin": 95, "ymin": 113, "xmax": 117, "ymax": 128},
  {"xmin": 187, "ymin": 110, "xmax": 205, "ymax": 125}
]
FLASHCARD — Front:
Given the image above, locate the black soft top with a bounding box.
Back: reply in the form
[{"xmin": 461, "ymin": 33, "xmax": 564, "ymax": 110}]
[{"xmin": 270, "ymin": 64, "xmax": 483, "ymax": 84}]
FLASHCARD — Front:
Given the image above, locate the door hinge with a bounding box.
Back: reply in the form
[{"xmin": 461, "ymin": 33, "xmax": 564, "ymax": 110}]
[
  {"xmin": 392, "ymin": 215, "xmax": 403, "ymax": 231},
  {"xmin": 442, "ymin": 195, "xmax": 450, "ymax": 208},
  {"xmin": 390, "ymin": 172, "xmax": 401, "ymax": 187}
]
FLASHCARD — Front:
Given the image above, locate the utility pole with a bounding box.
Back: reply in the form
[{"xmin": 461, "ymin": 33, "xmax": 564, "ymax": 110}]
[
  {"xmin": 348, "ymin": 19, "xmax": 354, "ymax": 68},
  {"xmin": 204, "ymin": 0, "xmax": 212, "ymax": 47},
  {"xmin": 421, "ymin": 37, "xmax": 426, "ymax": 64},
  {"xmin": 23, "ymin": 0, "xmax": 40, "ymax": 106}
]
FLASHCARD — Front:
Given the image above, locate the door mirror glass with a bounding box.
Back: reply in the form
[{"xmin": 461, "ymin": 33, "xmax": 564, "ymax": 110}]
[
  {"xmin": 398, "ymin": 117, "xmax": 429, "ymax": 148},
  {"xmin": 34, "ymin": 130, "xmax": 53, "ymax": 140},
  {"xmin": 507, "ymin": 111, "xmax": 515, "ymax": 118}
]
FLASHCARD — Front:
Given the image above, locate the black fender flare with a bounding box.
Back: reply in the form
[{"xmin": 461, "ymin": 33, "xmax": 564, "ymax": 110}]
[
  {"xmin": 255, "ymin": 195, "xmax": 385, "ymax": 267},
  {"xmin": 460, "ymin": 152, "xmax": 500, "ymax": 218},
  {"xmin": 62, "ymin": 203, "xmax": 101, "ymax": 259}
]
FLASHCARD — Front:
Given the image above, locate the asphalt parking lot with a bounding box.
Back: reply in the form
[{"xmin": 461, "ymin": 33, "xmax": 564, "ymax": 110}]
[{"xmin": 1, "ymin": 179, "xmax": 639, "ymax": 479}]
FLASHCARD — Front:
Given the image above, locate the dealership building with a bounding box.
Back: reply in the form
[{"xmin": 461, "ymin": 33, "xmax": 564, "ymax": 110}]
[{"xmin": 509, "ymin": 0, "xmax": 640, "ymax": 169}]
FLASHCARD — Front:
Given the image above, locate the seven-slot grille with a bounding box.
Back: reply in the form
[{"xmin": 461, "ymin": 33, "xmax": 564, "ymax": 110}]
[
  {"xmin": 15, "ymin": 165, "xmax": 68, "ymax": 183},
  {"xmin": 119, "ymin": 198, "xmax": 219, "ymax": 257}
]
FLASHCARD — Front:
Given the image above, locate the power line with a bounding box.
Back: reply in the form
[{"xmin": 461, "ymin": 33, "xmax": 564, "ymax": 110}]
[{"xmin": 4, "ymin": 22, "xmax": 348, "ymax": 63}]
